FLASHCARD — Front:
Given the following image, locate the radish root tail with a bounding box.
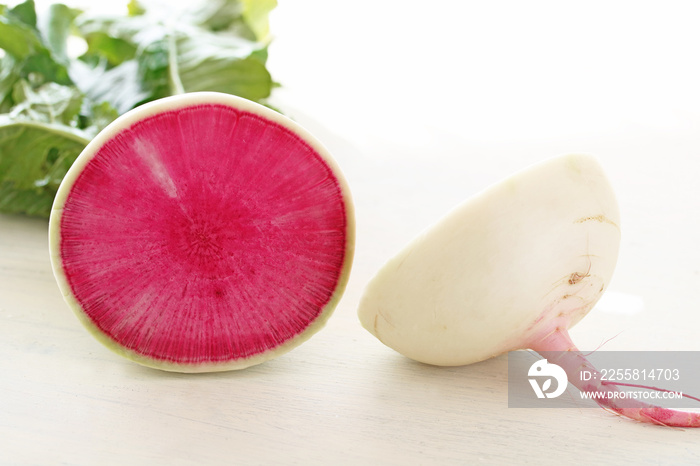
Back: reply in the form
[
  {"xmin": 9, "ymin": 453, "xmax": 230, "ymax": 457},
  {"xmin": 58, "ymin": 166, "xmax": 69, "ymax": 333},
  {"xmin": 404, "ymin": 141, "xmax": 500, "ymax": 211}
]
[{"xmin": 530, "ymin": 328, "xmax": 700, "ymax": 428}]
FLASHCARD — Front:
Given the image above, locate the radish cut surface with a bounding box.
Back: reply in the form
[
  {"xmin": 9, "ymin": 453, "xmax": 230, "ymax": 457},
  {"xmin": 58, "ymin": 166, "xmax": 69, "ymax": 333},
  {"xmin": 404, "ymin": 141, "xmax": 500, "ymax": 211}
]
[{"xmin": 49, "ymin": 93, "xmax": 354, "ymax": 372}]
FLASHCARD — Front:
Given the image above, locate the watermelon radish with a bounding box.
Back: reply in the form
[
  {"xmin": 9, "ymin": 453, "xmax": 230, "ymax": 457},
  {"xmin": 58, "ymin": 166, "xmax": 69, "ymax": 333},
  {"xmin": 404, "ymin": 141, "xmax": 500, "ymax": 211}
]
[
  {"xmin": 358, "ymin": 154, "xmax": 700, "ymax": 426},
  {"xmin": 49, "ymin": 92, "xmax": 354, "ymax": 372}
]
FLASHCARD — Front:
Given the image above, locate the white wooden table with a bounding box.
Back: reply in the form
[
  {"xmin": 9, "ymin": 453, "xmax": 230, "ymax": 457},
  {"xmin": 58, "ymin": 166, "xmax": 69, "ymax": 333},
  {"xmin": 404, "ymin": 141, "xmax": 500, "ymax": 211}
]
[{"xmin": 3, "ymin": 1, "xmax": 700, "ymax": 464}]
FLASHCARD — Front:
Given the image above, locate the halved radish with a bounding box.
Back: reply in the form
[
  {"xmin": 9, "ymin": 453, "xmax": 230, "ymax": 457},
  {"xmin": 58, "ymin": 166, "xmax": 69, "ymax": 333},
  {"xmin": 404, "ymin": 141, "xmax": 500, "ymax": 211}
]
[
  {"xmin": 359, "ymin": 154, "xmax": 620, "ymax": 367},
  {"xmin": 49, "ymin": 92, "xmax": 354, "ymax": 372},
  {"xmin": 358, "ymin": 154, "xmax": 700, "ymax": 426}
]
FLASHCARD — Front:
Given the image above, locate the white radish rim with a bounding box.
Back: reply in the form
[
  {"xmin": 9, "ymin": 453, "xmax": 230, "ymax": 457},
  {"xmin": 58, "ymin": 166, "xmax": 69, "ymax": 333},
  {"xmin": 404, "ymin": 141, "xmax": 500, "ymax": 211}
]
[{"xmin": 48, "ymin": 92, "xmax": 355, "ymax": 372}]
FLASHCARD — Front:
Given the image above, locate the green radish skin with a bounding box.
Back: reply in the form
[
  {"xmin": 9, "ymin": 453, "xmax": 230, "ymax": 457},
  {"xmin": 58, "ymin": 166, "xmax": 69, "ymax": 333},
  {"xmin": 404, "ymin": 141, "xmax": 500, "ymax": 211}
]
[
  {"xmin": 358, "ymin": 154, "xmax": 700, "ymax": 427},
  {"xmin": 49, "ymin": 92, "xmax": 355, "ymax": 372}
]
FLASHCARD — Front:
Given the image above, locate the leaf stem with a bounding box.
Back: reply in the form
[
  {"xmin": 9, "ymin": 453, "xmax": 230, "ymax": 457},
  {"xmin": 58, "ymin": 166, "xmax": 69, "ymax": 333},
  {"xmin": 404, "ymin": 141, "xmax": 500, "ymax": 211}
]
[
  {"xmin": 0, "ymin": 117, "xmax": 92, "ymax": 145},
  {"xmin": 167, "ymin": 28, "xmax": 185, "ymax": 95}
]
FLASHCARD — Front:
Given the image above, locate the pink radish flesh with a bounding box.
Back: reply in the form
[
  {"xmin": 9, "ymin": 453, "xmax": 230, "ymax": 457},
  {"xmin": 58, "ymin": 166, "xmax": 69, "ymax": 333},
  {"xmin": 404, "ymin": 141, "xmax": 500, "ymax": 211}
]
[{"xmin": 57, "ymin": 103, "xmax": 350, "ymax": 367}]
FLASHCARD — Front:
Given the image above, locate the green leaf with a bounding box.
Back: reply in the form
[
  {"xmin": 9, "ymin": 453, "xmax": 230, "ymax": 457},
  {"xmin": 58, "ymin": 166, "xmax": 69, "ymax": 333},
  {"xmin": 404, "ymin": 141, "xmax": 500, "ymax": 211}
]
[
  {"xmin": 0, "ymin": 115, "xmax": 90, "ymax": 217},
  {"xmin": 182, "ymin": 0, "xmax": 248, "ymax": 34},
  {"xmin": 70, "ymin": 59, "xmax": 150, "ymax": 114},
  {"xmin": 0, "ymin": 14, "xmax": 43, "ymax": 59},
  {"xmin": 175, "ymin": 0, "xmax": 275, "ymax": 41},
  {"xmin": 127, "ymin": 0, "xmax": 145, "ymax": 17},
  {"xmin": 39, "ymin": 3, "xmax": 80, "ymax": 64},
  {"xmin": 181, "ymin": 55, "xmax": 271, "ymax": 101},
  {"xmin": 9, "ymin": 0, "xmax": 37, "ymax": 29},
  {"xmin": 241, "ymin": 0, "xmax": 276, "ymax": 41},
  {"xmin": 0, "ymin": 55, "xmax": 21, "ymax": 109},
  {"xmin": 77, "ymin": 13, "xmax": 274, "ymax": 106},
  {"xmin": 86, "ymin": 100, "xmax": 119, "ymax": 134},
  {"xmin": 81, "ymin": 32, "xmax": 137, "ymax": 67},
  {"xmin": 172, "ymin": 31, "xmax": 272, "ymax": 100},
  {"xmin": 76, "ymin": 13, "xmax": 161, "ymax": 46},
  {"xmin": 21, "ymin": 49, "xmax": 71, "ymax": 85},
  {"xmin": 0, "ymin": 3, "xmax": 72, "ymax": 85},
  {"xmin": 10, "ymin": 80, "xmax": 83, "ymax": 125}
]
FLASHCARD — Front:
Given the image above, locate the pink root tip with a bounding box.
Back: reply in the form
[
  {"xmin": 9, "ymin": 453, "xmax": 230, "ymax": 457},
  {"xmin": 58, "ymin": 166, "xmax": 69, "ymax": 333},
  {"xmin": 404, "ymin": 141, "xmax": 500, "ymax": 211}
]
[{"xmin": 530, "ymin": 328, "xmax": 700, "ymax": 428}]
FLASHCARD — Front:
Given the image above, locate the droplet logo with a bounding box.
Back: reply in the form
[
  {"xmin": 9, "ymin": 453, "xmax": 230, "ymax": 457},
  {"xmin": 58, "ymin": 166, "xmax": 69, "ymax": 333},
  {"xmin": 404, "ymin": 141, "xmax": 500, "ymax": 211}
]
[{"xmin": 528, "ymin": 359, "xmax": 568, "ymax": 399}]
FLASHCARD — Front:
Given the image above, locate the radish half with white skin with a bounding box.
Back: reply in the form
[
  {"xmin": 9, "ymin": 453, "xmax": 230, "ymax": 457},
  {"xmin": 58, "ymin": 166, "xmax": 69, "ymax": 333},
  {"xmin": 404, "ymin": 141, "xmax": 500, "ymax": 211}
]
[
  {"xmin": 49, "ymin": 92, "xmax": 354, "ymax": 372},
  {"xmin": 358, "ymin": 154, "xmax": 700, "ymax": 427}
]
